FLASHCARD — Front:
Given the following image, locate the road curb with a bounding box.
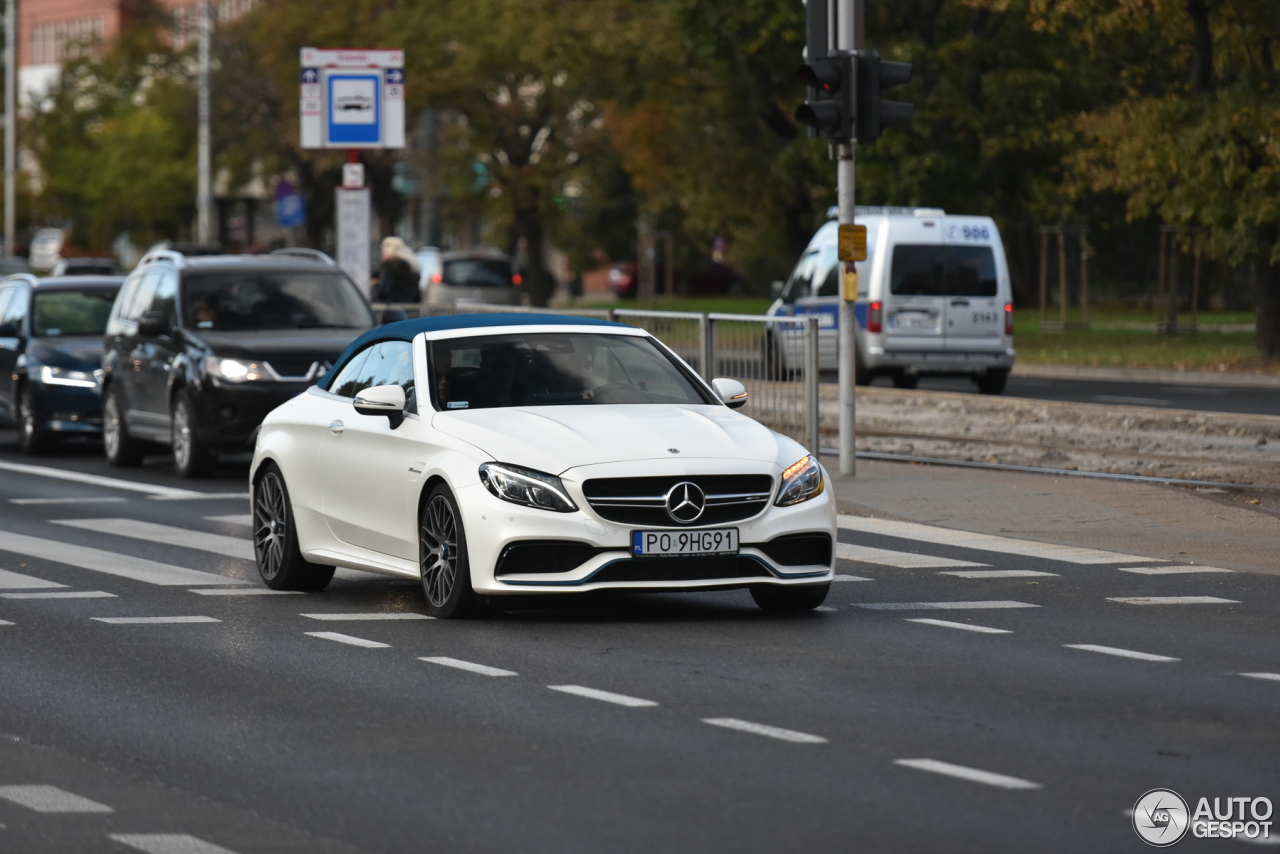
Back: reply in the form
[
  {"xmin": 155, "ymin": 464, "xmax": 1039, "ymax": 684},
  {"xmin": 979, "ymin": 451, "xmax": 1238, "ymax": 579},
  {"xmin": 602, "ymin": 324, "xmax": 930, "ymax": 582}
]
[{"xmin": 1011, "ymin": 363, "xmax": 1280, "ymax": 388}]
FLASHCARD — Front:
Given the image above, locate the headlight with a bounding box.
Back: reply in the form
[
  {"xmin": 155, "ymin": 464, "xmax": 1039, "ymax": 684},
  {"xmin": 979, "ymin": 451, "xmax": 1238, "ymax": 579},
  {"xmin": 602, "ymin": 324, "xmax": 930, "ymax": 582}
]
[
  {"xmin": 775, "ymin": 455, "xmax": 825, "ymax": 506},
  {"xmin": 205, "ymin": 356, "xmax": 265, "ymax": 382},
  {"xmin": 39, "ymin": 365, "xmax": 97, "ymax": 388},
  {"xmin": 479, "ymin": 462, "xmax": 578, "ymax": 513}
]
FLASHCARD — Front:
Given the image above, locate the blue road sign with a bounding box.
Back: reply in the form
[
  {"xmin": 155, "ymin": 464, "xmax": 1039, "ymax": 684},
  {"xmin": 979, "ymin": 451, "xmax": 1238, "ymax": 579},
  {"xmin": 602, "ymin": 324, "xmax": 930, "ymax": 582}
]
[
  {"xmin": 276, "ymin": 193, "xmax": 305, "ymax": 228},
  {"xmin": 326, "ymin": 73, "xmax": 381, "ymax": 146},
  {"xmin": 301, "ymin": 68, "xmax": 318, "ymax": 84},
  {"xmin": 386, "ymin": 68, "xmax": 404, "ymax": 84}
]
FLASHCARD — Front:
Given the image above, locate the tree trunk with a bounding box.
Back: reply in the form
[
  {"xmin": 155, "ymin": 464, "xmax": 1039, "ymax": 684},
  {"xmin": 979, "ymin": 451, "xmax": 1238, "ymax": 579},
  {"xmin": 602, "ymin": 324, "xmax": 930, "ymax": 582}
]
[
  {"xmin": 1256, "ymin": 252, "xmax": 1280, "ymax": 360},
  {"xmin": 1186, "ymin": 0, "xmax": 1216, "ymax": 92},
  {"xmin": 515, "ymin": 207, "xmax": 553, "ymax": 307}
]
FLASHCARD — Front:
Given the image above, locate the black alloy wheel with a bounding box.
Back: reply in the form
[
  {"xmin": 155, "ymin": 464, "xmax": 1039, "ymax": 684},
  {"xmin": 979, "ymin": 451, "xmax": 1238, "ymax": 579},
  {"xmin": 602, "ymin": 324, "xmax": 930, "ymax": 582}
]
[
  {"xmin": 419, "ymin": 484, "xmax": 480, "ymax": 618},
  {"xmin": 750, "ymin": 582, "xmax": 831, "ymax": 612},
  {"xmin": 253, "ymin": 463, "xmax": 334, "ymax": 591},
  {"xmin": 102, "ymin": 384, "xmax": 144, "ymax": 466},
  {"xmin": 171, "ymin": 391, "xmax": 216, "ymax": 478},
  {"xmin": 17, "ymin": 384, "xmax": 53, "ymax": 454}
]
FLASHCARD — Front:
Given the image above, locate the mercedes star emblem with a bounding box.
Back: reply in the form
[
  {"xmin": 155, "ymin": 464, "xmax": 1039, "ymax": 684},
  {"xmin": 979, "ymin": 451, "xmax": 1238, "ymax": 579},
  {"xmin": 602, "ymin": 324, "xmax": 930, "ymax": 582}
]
[{"xmin": 664, "ymin": 481, "xmax": 706, "ymax": 524}]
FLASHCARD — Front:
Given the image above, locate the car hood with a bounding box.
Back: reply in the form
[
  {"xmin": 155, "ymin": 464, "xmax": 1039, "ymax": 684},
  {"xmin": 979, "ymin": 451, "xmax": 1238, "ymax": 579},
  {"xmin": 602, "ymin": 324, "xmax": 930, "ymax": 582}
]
[
  {"xmin": 188, "ymin": 328, "xmax": 369, "ymax": 361},
  {"xmin": 28, "ymin": 336, "xmax": 103, "ymax": 371},
  {"xmin": 432, "ymin": 404, "xmax": 791, "ymax": 474}
]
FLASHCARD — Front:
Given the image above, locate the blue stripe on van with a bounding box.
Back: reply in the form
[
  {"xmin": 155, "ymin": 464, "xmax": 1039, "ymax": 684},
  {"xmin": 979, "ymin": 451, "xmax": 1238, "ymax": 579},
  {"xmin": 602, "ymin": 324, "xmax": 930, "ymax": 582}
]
[{"xmin": 779, "ymin": 300, "xmax": 868, "ymax": 330}]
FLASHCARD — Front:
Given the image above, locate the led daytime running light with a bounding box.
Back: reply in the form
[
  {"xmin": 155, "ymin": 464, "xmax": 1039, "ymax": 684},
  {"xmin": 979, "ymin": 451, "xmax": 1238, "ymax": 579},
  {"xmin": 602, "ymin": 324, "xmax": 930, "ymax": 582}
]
[
  {"xmin": 776, "ymin": 455, "xmax": 825, "ymax": 506},
  {"xmin": 479, "ymin": 462, "xmax": 578, "ymax": 513}
]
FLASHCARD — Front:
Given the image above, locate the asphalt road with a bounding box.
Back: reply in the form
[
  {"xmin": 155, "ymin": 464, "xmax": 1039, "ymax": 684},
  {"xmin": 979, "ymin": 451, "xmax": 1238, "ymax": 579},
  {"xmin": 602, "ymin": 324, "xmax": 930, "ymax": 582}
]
[{"xmin": 1, "ymin": 439, "xmax": 1277, "ymax": 853}]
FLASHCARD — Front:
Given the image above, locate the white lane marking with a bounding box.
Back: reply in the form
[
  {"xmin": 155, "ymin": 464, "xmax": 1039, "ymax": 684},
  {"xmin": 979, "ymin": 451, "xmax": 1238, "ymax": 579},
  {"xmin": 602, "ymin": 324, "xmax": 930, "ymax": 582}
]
[
  {"xmin": 204, "ymin": 514, "xmax": 252, "ymax": 526},
  {"xmin": 906, "ymin": 618, "xmax": 1012, "ymax": 634},
  {"xmin": 148, "ymin": 492, "xmax": 250, "ymax": 502},
  {"xmin": 837, "ymin": 542, "xmax": 987, "ymax": 568},
  {"xmin": 815, "ymin": 606, "xmax": 838, "ymax": 612},
  {"xmin": 189, "ymin": 588, "xmax": 303, "ymax": 596},
  {"xmin": 894, "ymin": 758, "xmax": 1042, "ymax": 790},
  {"xmin": 547, "ymin": 685, "xmax": 658, "ymax": 707},
  {"xmin": 1118, "ymin": 565, "xmax": 1234, "ymax": 575},
  {"xmin": 940, "ymin": 569, "xmax": 1059, "ymax": 579},
  {"xmin": 94, "ymin": 616, "xmax": 220, "ymax": 625},
  {"xmin": 9, "ymin": 497, "xmax": 128, "ymax": 505},
  {"xmin": 1064, "ymin": 644, "xmax": 1179, "ymax": 662},
  {"xmin": 838, "ymin": 516, "xmax": 1161, "ymax": 564},
  {"xmin": 1240, "ymin": 673, "xmax": 1280, "ymax": 683},
  {"xmin": 420, "ymin": 656, "xmax": 517, "ymax": 677},
  {"xmin": 0, "ymin": 785, "xmax": 114, "ymax": 813},
  {"xmin": 1094, "ymin": 394, "xmax": 1171, "ymax": 407},
  {"xmin": 833, "ymin": 574, "xmax": 873, "ymax": 582},
  {"xmin": 1108, "ymin": 596, "xmax": 1240, "ymax": 605},
  {"xmin": 0, "ymin": 460, "xmax": 201, "ymax": 498},
  {"xmin": 701, "ymin": 717, "xmax": 827, "ymax": 744},
  {"xmin": 0, "ymin": 567, "xmax": 68, "ymax": 589},
  {"xmin": 2, "ymin": 591, "xmax": 116, "ymax": 599},
  {"xmin": 0, "ymin": 619, "xmax": 12, "ymax": 625},
  {"xmin": 109, "ymin": 834, "xmax": 242, "ymax": 854},
  {"xmin": 302, "ymin": 612, "xmax": 434, "ymax": 621},
  {"xmin": 857, "ymin": 600, "xmax": 1039, "ymax": 611},
  {"xmin": 55, "ymin": 518, "xmax": 254, "ymax": 561},
  {"xmin": 0, "ymin": 532, "xmax": 244, "ymax": 586},
  {"xmin": 305, "ymin": 631, "xmax": 390, "ymax": 648}
]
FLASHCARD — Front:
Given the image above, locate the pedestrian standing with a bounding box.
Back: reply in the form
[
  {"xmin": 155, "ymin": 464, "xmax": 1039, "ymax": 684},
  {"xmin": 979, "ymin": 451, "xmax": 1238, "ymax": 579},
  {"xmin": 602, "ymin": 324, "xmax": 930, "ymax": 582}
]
[{"xmin": 372, "ymin": 237, "xmax": 422, "ymax": 303}]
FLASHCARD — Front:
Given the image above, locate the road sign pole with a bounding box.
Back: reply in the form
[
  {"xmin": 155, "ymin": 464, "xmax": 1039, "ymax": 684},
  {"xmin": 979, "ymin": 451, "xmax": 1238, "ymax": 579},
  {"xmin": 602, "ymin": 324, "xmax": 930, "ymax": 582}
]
[
  {"xmin": 837, "ymin": 0, "xmax": 857, "ymax": 477},
  {"xmin": 196, "ymin": 0, "xmax": 212, "ymax": 246},
  {"xmin": 4, "ymin": 0, "xmax": 15, "ymax": 256}
]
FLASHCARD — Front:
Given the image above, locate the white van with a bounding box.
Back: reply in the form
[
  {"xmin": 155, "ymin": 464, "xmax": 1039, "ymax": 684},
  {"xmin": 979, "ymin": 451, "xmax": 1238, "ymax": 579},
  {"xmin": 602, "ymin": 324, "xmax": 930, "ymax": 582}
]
[{"xmin": 766, "ymin": 207, "xmax": 1015, "ymax": 394}]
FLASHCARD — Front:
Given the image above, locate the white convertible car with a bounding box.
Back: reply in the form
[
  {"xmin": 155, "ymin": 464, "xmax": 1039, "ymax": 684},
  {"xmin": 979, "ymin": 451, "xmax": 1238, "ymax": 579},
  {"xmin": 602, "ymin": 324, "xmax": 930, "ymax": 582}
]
[{"xmin": 249, "ymin": 314, "xmax": 836, "ymax": 617}]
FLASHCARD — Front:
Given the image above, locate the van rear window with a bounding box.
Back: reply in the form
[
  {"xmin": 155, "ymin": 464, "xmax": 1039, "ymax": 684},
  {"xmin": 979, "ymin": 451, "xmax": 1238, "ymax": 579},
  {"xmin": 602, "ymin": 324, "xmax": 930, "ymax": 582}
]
[{"xmin": 890, "ymin": 245, "xmax": 997, "ymax": 297}]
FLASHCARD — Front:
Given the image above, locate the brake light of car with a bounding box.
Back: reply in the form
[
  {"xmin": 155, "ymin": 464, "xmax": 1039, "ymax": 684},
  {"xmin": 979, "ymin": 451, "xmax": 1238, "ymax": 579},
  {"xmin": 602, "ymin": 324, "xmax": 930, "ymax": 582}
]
[
  {"xmin": 1004, "ymin": 302, "xmax": 1014, "ymax": 336},
  {"xmin": 431, "ymin": 273, "xmax": 443, "ymax": 284},
  {"xmin": 867, "ymin": 301, "xmax": 883, "ymax": 334},
  {"xmin": 512, "ymin": 274, "xmax": 523, "ymax": 286}
]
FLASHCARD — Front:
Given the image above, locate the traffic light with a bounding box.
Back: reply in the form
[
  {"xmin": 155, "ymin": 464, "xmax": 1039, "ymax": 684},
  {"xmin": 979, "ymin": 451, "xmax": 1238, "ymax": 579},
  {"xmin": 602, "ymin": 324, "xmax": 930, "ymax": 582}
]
[
  {"xmin": 795, "ymin": 53, "xmax": 855, "ymax": 140},
  {"xmin": 855, "ymin": 50, "xmax": 914, "ymax": 143}
]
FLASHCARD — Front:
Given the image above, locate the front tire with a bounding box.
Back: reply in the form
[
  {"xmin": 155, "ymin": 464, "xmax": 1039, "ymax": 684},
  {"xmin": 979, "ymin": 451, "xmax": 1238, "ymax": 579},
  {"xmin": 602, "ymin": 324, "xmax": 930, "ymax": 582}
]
[
  {"xmin": 103, "ymin": 383, "xmax": 144, "ymax": 467},
  {"xmin": 172, "ymin": 391, "xmax": 216, "ymax": 478},
  {"xmin": 751, "ymin": 583, "xmax": 830, "ymax": 612},
  {"xmin": 419, "ymin": 484, "xmax": 481, "ymax": 619},
  {"xmin": 17, "ymin": 384, "xmax": 54, "ymax": 454},
  {"xmin": 253, "ymin": 463, "xmax": 334, "ymax": 591},
  {"xmin": 891, "ymin": 373, "xmax": 919, "ymax": 390}
]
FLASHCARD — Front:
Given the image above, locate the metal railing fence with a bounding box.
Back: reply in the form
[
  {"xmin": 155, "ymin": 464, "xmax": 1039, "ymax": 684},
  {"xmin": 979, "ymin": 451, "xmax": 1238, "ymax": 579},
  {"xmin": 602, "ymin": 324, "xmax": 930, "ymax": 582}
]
[{"xmin": 372, "ymin": 302, "xmax": 821, "ymax": 456}]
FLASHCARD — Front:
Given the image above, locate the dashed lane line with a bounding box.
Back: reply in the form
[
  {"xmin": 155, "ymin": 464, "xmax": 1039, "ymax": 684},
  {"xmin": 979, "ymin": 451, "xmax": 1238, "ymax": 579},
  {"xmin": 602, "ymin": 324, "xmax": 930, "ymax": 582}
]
[
  {"xmin": 2, "ymin": 591, "xmax": 116, "ymax": 599},
  {"xmin": 0, "ymin": 460, "xmax": 200, "ymax": 499},
  {"xmin": 547, "ymin": 685, "xmax": 658, "ymax": 708},
  {"xmin": 894, "ymin": 758, "xmax": 1042, "ymax": 790},
  {"xmin": 0, "ymin": 784, "xmax": 114, "ymax": 813},
  {"xmin": 55, "ymin": 518, "xmax": 255, "ymax": 561},
  {"xmin": 838, "ymin": 516, "xmax": 1161, "ymax": 564},
  {"xmin": 701, "ymin": 718, "xmax": 827, "ymax": 743},
  {"xmin": 189, "ymin": 588, "xmax": 303, "ymax": 596},
  {"xmin": 110, "ymin": 834, "xmax": 242, "ymax": 854},
  {"xmin": 814, "ymin": 606, "xmax": 838, "ymax": 612},
  {"xmin": 9, "ymin": 497, "xmax": 128, "ymax": 505},
  {"xmin": 836, "ymin": 542, "xmax": 987, "ymax": 569},
  {"xmin": 940, "ymin": 570, "xmax": 1059, "ymax": 579},
  {"xmin": 301, "ymin": 612, "xmax": 434, "ymax": 621},
  {"xmin": 0, "ymin": 619, "xmax": 12, "ymax": 625},
  {"xmin": 421, "ymin": 657, "xmax": 517, "ymax": 677},
  {"xmin": 1107, "ymin": 596, "xmax": 1241, "ymax": 606},
  {"xmin": 0, "ymin": 567, "xmax": 67, "ymax": 589},
  {"xmin": 304, "ymin": 631, "xmax": 390, "ymax": 648},
  {"xmin": 1118, "ymin": 565, "xmax": 1234, "ymax": 575},
  {"xmin": 1064, "ymin": 644, "xmax": 1179, "ymax": 663},
  {"xmin": 833, "ymin": 574, "xmax": 873, "ymax": 582},
  {"xmin": 94, "ymin": 616, "xmax": 221, "ymax": 625},
  {"xmin": 204, "ymin": 514, "xmax": 252, "ymax": 526},
  {"xmin": 857, "ymin": 601, "xmax": 1040, "ymax": 611},
  {"xmin": 1240, "ymin": 673, "xmax": 1280, "ymax": 683},
  {"xmin": 0, "ymin": 531, "xmax": 244, "ymax": 586},
  {"xmin": 906, "ymin": 618, "xmax": 1012, "ymax": 634}
]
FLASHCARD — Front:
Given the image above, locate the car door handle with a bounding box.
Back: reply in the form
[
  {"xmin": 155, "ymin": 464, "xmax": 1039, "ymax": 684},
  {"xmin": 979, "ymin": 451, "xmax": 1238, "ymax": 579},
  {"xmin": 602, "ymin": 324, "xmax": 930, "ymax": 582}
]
[{"xmin": 328, "ymin": 420, "xmax": 344, "ymax": 435}]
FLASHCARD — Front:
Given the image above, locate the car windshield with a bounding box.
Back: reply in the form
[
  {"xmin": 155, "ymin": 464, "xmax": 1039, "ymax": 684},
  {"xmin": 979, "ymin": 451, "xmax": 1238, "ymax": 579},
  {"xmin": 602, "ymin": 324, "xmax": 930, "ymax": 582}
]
[
  {"xmin": 32, "ymin": 287, "xmax": 120, "ymax": 336},
  {"xmin": 183, "ymin": 270, "xmax": 373, "ymax": 331},
  {"xmin": 432, "ymin": 332, "xmax": 712, "ymax": 410},
  {"xmin": 441, "ymin": 258, "xmax": 513, "ymax": 288}
]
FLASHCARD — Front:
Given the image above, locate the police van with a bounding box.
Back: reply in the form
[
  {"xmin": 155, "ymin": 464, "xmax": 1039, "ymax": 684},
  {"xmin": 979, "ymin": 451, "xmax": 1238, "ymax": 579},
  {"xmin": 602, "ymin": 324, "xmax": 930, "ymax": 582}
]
[{"xmin": 766, "ymin": 206, "xmax": 1015, "ymax": 394}]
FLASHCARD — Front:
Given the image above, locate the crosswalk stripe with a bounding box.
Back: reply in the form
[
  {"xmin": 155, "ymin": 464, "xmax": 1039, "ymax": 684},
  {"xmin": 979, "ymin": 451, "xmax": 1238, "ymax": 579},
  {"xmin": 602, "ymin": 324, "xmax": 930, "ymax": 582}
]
[
  {"xmin": 302, "ymin": 613, "xmax": 434, "ymax": 621},
  {"xmin": 94, "ymin": 616, "xmax": 220, "ymax": 624},
  {"xmin": 1240, "ymin": 673, "xmax": 1280, "ymax": 683},
  {"xmin": 110, "ymin": 834, "xmax": 242, "ymax": 854},
  {"xmin": 1064, "ymin": 644, "xmax": 1179, "ymax": 662},
  {"xmin": 0, "ymin": 567, "xmax": 68, "ymax": 589},
  {"xmin": 0, "ymin": 784, "xmax": 114, "ymax": 813},
  {"xmin": 1117, "ymin": 565, "xmax": 1234, "ymax": 575},
  {"xmin": 305, "ymin": 631, "xmax": 391, "ymax": 648},
  {"xmin": 190, "ymin": 588, "xmax": 303, "ymax": 596},
  {"xmin": 0, "ymin": 460, "xmax": 200, "ymax": 499},
  {"xmin": 421, "ymin": 657, "xmax": 517, "ymax": 677},
  {"xmin": 906, "ymin": 618, "xmax": 1012, "ymax": 634},
  {"xmin": 894, "ymin": 759, "xmax": 1041, "ymax": 790},
  {"xmin": 837, "ymin": 542, "xmax": 987, "ymax": 568},
  {"xmin": 204, "ymin": 514, "xmax": 252, "ymax": 526},
  {"xmin": 0, "ymin": 619, "xmax": 12, "ymax": 625},
  {"xmin": 2, "ymin": 591, "xmax": 116, "ymax": 599},
  {"xmin": 940, "ymin": 570, "xmax": 1058, "ymax": 579},
  {"xmin": 55, "ymin": 518, "xmax": 254, "ymax": 561},
  {"xmin": 1107, "ymin": 596, "xmax": 1240, "ymax": 606},
  {"xmin": 833, "ymin": 574, "xmax": 872, "ymax": 582},
  {"xmin": 548, "ymin": 685, "xmax": 658, "ymax": 707},
  {"xmin": 857, "ymin": 600, "xmax": 1039, "ymax": 611},
  {"xmin": 838, "ymin": 516, "xmax": 1161, "ymax": 564},
  {"xmin": 702, "ymin": 718, "xmax": 827, "ymax": 744},
  {"xmin": 0, "ymin": 531, "xmax": 244, "ymax": 586},
  {"xmin": 9, "ymin": 497, "xmax": 128, "ymax": 505}
]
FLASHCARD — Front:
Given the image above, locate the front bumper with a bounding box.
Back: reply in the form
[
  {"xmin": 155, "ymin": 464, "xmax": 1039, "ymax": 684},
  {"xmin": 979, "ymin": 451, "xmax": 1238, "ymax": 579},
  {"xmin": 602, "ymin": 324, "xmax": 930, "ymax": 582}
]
[{"xmin": 31, "ymin": 383, "xmax": 102, "ymax": 434}]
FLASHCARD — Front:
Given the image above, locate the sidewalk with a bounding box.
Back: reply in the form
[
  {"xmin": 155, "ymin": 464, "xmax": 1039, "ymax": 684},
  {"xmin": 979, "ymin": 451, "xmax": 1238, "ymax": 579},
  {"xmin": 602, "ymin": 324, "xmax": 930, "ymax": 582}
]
[
  {"xmin": 1012, "ymin": 363, "xmax": 1280, "ymax": 387},
  {"xmin": 823, "ymin": 455, "xmax": 1280, "ymax": 575}
]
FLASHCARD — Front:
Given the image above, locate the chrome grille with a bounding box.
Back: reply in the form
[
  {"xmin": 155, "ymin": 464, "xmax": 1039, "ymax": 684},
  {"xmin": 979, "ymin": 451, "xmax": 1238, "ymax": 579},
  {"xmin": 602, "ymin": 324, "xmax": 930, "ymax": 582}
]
[{"xmin": 582, "ymin": 474, "xmax": 773, "ymax": 526}]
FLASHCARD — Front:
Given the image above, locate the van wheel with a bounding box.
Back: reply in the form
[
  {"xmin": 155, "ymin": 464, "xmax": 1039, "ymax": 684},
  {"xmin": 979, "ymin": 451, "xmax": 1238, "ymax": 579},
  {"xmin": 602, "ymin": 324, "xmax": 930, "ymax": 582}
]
[
  {"xmin": 891, "ymin": 373, "xmax": 918, "ymax": 390},
  {"xmin": 103, "ymin": 384, "xmax": 144, "ymax": 466},
  {"xmin": 975, "ymin": 369, "xmax": 1008, "ymax": 395}
]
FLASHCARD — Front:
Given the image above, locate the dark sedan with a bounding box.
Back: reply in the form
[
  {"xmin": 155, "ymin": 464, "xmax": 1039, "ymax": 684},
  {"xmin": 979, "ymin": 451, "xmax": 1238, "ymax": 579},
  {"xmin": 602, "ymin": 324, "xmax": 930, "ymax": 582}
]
[{"xmin": 0, "ymin": 274, "xmax": 124, "ymax": 453}]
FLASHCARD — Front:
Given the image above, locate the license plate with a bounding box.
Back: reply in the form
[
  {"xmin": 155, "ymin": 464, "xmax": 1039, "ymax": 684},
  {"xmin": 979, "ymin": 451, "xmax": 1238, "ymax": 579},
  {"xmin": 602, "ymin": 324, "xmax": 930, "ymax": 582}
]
[
  {"xmin": 632, "ymin": 528, "xmax": 739, "ymax": 557},
  {"xmin": 892, "ymin": 312, "xmax": 935, "ymax": 329}
]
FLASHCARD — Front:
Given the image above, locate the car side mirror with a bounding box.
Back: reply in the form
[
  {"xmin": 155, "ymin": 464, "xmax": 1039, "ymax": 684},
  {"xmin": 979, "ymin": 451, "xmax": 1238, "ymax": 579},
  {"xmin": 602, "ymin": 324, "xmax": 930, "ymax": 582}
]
[
  {"xmin": 137, "ymin": 311, "xmax": 170, "ymax": 337},
  {"xmin": 0, "ymin": 321, "xmax": 18, "ymax": 338},
  {"xmin": 711, "ymin": 378, "xmax": 749, "ymax": 409},
  {"xmin": 353, "ymin": 383, "xmax": 407, "ymax": 428},
  {"xmin": 770, "ymin": 280, "xmax": 785, "ymax": 299}
]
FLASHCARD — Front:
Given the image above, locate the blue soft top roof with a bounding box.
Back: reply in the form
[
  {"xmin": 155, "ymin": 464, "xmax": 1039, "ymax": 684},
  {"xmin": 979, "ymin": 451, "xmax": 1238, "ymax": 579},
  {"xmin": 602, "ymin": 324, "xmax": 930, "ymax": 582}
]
[{"xmin": 317, "ymin": 312, "xmax": 628, "ymax": 391}]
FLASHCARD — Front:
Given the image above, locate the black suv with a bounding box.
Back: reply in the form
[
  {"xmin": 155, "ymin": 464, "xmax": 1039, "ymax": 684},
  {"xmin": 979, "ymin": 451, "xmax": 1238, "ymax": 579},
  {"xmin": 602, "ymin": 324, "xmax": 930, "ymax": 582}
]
[{"xmin": 101, "ymin": 250, "xmax": 375, "ymax": 476}]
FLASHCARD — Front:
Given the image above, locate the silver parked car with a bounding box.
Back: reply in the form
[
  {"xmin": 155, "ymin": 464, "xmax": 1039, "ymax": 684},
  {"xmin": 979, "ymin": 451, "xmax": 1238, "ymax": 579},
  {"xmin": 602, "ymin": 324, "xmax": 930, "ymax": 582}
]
[{"xmin": 425, "ymin": 250, "xmax": 524, "ymax": 308}]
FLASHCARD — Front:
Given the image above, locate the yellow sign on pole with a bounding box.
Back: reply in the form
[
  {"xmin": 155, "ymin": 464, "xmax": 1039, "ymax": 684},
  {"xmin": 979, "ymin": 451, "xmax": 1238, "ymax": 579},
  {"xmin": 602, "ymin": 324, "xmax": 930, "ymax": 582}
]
[{"xmin": 838, "ymin": 224, "xmax": 867, "ymax": 262}]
